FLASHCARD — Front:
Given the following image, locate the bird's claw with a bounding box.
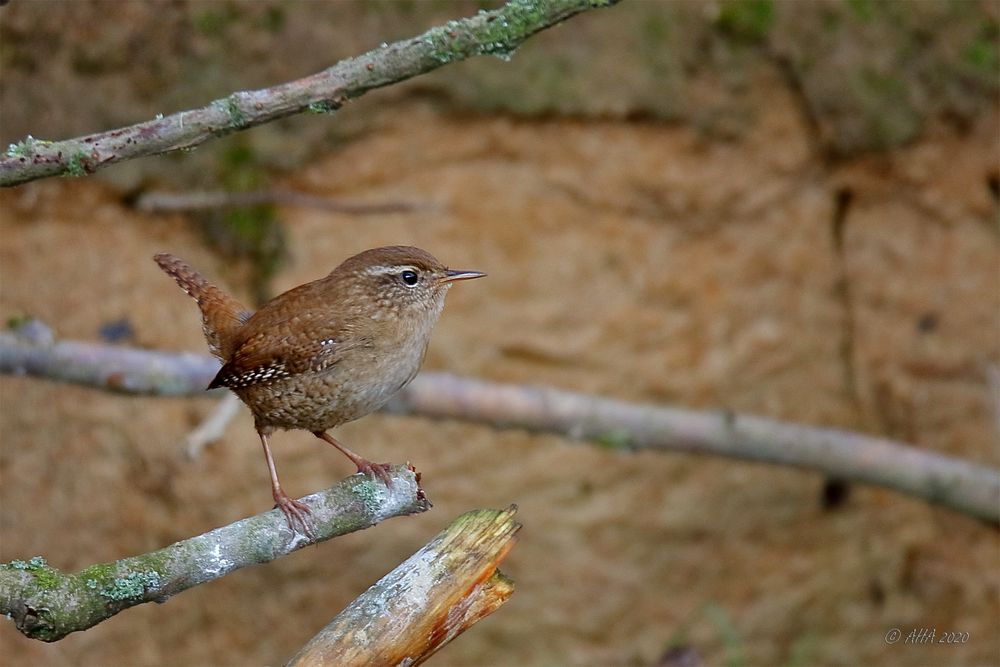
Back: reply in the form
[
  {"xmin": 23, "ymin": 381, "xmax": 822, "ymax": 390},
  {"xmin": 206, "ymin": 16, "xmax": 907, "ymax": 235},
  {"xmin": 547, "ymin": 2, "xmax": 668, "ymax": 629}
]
[
  {"xmin": 357, "ymin": 460, "xmax": 394, "ymax": 487},
  {"xmin": 274, "ymin": 493, "xmax": 315, "ymax": 539}
]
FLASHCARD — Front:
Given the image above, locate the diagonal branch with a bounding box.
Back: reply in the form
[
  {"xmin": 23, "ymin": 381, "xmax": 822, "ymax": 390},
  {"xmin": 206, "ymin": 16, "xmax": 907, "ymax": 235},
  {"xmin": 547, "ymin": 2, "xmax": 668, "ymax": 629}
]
[
  {"xmin": 0, "ymin": 467, "xmax": 430, "ymax": 642},
  {"xmin": 181, "ymin": 393, "xmax": 242, "ymax": 459},
  {"xmin": 287, "ymin": 506, "xmax": 519, "ymax": 666},
  {"xmin": 0, "ymin": 0, "xmax": 621, "ymax": 187},
  {"xmin": 2, "ymin": 324, "xmax": 997, "ymax": 522}
]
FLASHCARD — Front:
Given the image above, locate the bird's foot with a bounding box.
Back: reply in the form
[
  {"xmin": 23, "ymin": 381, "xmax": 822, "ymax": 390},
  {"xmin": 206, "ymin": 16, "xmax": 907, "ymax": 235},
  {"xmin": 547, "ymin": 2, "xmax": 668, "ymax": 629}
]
[
  {"xmin": 356, "ymin": 459, "xmax": 394, "ymax": 487},
  {"xmin": 274, "ymin": 491, "xmax": 314, "ymax": 538},
  {"xmin": 313, "ymin": 431, "xmax": 394, "ymax": 488}
]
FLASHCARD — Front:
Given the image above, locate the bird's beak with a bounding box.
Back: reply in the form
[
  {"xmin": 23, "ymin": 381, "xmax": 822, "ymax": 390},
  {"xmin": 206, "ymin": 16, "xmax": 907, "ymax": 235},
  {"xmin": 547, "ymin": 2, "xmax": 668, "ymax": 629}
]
[{"xmin": 437, "ymin": 269, "xmax": 486, "ymax": 285}]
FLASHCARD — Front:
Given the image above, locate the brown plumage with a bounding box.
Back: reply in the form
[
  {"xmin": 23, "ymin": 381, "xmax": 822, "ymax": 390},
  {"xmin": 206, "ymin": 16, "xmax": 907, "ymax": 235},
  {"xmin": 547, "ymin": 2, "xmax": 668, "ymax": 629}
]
[
  {"xmin": 155, "ymin": 246, "xmax": 484, "ymax": 535},
  {"xmin": 152, "ymin": 253, "xmax": 252, "ymax": 360}
]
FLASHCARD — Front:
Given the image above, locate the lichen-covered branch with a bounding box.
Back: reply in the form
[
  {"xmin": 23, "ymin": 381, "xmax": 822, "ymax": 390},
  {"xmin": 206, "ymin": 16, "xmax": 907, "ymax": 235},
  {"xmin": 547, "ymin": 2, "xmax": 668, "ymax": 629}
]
[
  {"xmin": 0, "ymin": 467, "xmax": 430, "ymax": 642},
  {"xmin": 287, "ymin": 506, "xmax": 519, "ymax": 666},
  {"xmin": 3, "ymin": 325, "xmax": 997, "ymax": 522},
  {"xmin": 0, "ymin": 0, "xmax": 620, "ymax": 187}
]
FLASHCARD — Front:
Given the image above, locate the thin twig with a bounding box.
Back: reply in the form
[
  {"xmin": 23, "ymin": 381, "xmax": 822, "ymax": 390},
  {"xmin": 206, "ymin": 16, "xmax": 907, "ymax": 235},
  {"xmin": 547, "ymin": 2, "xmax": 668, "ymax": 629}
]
[
  {"xmin": 134, "ymin": 190, "xmax": 429, "ymax": 216},
  {"xmin": 287, "ymin": 506, "xmax": 519, "ymax": 666},
  {"xmin": 0, "ymin": 0, "xmax": 621, "ymax": 187},
  {"xmin": 0, "ymin": 466, "xmax": 430, "ymax": 642},
  {"xmin": 181, "ymin": 393, "xmax": 242, "ymax": 459},
  {"xmin": 2, "ymin": 325, "xmax": 997, "ymax": 522}
]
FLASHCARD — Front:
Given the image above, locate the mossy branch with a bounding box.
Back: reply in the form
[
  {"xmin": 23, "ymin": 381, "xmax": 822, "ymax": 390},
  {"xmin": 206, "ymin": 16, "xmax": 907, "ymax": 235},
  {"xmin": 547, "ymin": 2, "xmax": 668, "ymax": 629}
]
[
  {"xmin": 0, "ymin": 467, "xmax": 430, "ymax": 642},
  {"xmin": 3, "ymin": 325, "xmax": 997, "ymax": 523},
  {"xmin": 0, "ymin": 0, "xmax": 621, "ymax": 187},
  {"xmin": 288, "ymin": 506, "xmax": 519, "ymax": 666}
]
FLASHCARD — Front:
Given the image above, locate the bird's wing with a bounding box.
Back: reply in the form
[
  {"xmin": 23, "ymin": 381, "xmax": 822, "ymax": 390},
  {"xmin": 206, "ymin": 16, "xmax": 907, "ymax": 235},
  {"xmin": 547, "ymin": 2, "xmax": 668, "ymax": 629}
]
[{"xmin": 208, "ymin": 310, "xmax": 354, "ymax": 390}]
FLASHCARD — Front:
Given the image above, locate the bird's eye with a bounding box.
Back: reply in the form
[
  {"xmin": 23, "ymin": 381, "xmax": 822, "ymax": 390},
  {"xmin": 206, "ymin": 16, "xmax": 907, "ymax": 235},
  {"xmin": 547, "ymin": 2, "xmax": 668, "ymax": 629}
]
[{"xmin": 400, "ymin": 270, "xmax": 419, "ymax": 286}]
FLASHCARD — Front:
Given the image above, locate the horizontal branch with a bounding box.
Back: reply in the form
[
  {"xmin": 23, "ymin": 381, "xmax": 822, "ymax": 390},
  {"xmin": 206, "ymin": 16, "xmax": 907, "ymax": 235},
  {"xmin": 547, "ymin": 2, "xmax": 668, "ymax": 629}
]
[
  {"xmin": 133, "ymin": 190, "xmax": 426, "ymax": 216},
  {"xmin": 1, "ymin": 467, "xmax": 430, "ymax": 642},
  {"xmin": 390, "ymin": 375, "xmax": 1000, "ymax": 524},
  {"xmin": 2, "ymin": 326, "xmax": 998, "ymax": 522},
  {"xmin": 0, "ymin": 0, "xmax": 620, "ymax": 187},
  {"xmin": 287, "ymin": 506, "xmax": 519, "ymax": 666},
  {"xmin": 0, "ymin": 325, "xmax": 223, "ymax": 395}
]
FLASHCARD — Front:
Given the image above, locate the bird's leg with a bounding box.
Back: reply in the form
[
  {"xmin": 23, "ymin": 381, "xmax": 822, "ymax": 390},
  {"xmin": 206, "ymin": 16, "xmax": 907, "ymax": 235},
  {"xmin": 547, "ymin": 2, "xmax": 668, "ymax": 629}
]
[
  {"xmin": 314, "ymin": 431, "xmax": 393, "ymax": 486},
  {"xmin": 258, "ymin": 428, "xmax": 314, "ymax": 537}
]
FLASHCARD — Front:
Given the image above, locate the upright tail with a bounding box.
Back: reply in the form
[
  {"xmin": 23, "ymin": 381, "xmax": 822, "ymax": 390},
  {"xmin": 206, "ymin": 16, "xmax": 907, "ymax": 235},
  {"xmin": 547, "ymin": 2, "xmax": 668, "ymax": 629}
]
[{"xmin": 154, "ymin": 253, "xmax": 252, "ymax": 361}]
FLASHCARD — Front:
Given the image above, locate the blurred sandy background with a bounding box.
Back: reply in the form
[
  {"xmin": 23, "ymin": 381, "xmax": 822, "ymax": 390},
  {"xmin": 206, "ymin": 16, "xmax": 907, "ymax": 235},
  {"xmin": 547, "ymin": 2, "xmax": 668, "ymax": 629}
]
[{"xmin": 1, "ymin": 2, "xmax": 998, "ymax": 666}]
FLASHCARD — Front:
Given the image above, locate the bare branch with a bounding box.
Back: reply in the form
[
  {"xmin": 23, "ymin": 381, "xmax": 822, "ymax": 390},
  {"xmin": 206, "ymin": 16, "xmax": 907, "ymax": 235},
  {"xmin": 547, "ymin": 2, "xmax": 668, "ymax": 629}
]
[
  {"xmin": 0, "ymin": 0, "xmax": 621, "ymax": 187},
  {"xmin": 3, "ymin": 325, "xmax": 997, "ymax": 522},
  {"xmin": 181, "ymin": 393, "xmax": 242, "ymax": 459},
  {"xmin": 390, "ymin": 375, "xmax": 1000, "ymax": 524},
  {"xmin": 0, "ymin": 467, "xmax": 430, "ymax": 642},
  {"xmin": 134, "ymin": 190, "xmax": 428, "ymax": 216},
  {"xmin": 287, "ymin": 506, "xmax": 519, "ymax": 666},
  {"xmin": 0, "ymin": 324, "xmax": 221, "ymax": 395}
]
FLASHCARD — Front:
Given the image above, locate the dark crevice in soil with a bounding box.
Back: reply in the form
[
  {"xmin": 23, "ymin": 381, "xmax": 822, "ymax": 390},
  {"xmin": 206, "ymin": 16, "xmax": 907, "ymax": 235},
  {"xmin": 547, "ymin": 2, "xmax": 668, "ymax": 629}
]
[
  {"xmin": 988, "ymin": 173, "xmax": 999, "ymax": 236},
  {"xmin": 824, "ymin": 186, "xmax": 860, "ymax": 511},
  {"xmin": 769, "ymin": 53, "xmax": 829, "ymax": 164},
  {"xmin": 821, "ymin": 477, "xmax": 851, "ymax": 511},
  {"xmin": 831, "ymin": 186, "xmax": 861, "ymax": 412}
]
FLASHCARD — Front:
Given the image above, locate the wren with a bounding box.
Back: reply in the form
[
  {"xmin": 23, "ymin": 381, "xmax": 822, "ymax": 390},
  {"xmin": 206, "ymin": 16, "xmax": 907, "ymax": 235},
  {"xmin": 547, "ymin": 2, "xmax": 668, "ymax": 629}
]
[{"xmin": 155, "ymin": 246, "xmax": 484, "ymax": 534}]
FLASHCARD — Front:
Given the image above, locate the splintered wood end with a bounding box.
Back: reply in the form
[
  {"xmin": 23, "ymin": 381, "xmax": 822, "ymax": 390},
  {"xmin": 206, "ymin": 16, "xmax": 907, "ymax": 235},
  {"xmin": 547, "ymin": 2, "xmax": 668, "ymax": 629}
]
[{"xmin": 288, "ymin": 505, "xmax": 520, "ymax": 667}]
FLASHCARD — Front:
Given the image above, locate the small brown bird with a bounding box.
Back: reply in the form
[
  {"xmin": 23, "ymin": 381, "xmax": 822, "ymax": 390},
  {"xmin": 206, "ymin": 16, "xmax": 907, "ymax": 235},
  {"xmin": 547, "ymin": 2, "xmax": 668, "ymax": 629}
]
[{"xmin": 155, "ymin": 246, "xmax": 484, "ymax": 534}]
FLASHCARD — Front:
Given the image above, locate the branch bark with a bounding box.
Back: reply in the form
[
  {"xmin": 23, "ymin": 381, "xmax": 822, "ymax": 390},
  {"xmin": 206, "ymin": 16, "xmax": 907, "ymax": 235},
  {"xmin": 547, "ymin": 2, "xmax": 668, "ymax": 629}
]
[
  {"xmin": 287, "ymin": 506, "xmax": 519, "ymax": 667},
  {"xmin": 0, "ymin": 323, "xmax": 223, "ymax": 395},
  {"xmin": 134, "ymin": 190, "xmax": 427, "ymax": 216},
  {"xmin": 0, "ymin": 467, "xmax": 430, "ymax": 642},
  {"xmin": 3, "ymin": 325, "xmax": 997, "ymax": 522},
  {"xmin": 392, "ymin": 375, "xmax": 1000, "ymax": 524},
  {"xmin": 0, "ymin": 0, "xmax": 621, "ymax": 187}
]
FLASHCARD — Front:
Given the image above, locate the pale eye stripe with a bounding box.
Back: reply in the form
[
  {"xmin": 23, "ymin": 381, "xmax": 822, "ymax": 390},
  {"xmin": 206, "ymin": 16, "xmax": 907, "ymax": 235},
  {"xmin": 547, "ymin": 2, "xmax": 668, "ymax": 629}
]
[{"xmin": 362, "ymin": 264, "xmax": 419, "ymax": 276}]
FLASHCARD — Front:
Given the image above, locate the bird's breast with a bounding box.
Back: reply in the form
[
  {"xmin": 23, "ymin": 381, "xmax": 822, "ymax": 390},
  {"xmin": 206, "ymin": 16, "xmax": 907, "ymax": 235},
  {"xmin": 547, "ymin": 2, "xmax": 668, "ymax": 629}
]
[{"xmin": 241, "ymin": 336, "xmax": 428, "ymax": 432}]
